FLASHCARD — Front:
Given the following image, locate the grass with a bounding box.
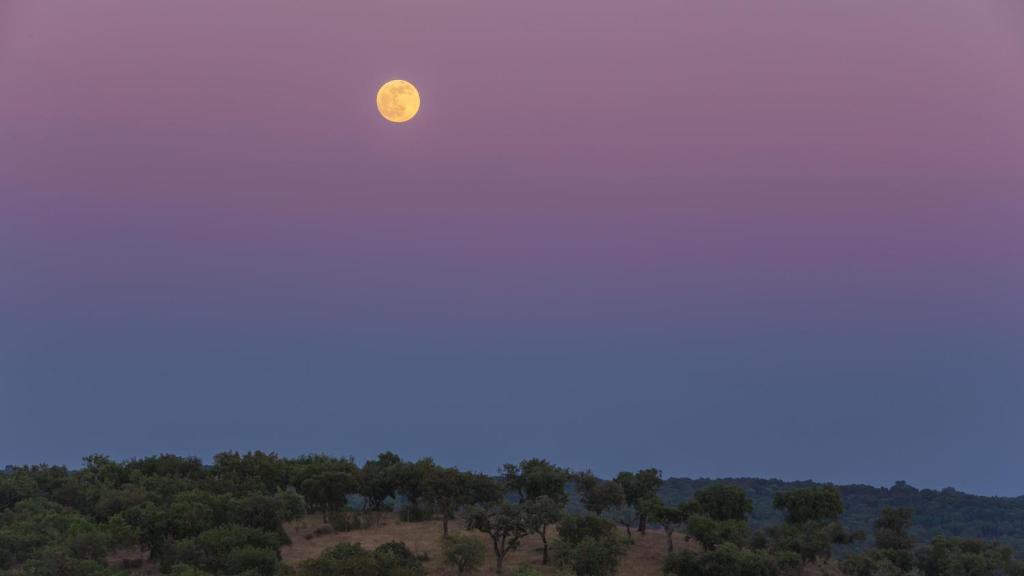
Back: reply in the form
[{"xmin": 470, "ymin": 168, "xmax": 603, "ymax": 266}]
[
  {"xmin": 114, "ymin": 513, "xmax": 828, "ymax": 576},
  {"xmin": 281, "ymin": 513, "xmax": 694, "ymax": 575}
]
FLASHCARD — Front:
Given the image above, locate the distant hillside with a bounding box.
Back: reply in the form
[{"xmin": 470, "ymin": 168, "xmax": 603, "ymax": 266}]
[{"xmin": 658, "ymin": 477, "xmax": 1024, "ymax": 555}]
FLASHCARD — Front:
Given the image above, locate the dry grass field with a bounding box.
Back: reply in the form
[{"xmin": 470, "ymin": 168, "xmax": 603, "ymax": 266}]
[
  {"xmin": 113, "ymin": 513, "xmax": 828, "ymax": 576},
  {"xmin": 280, "ymin": 513, "xmax": 694, "ymax": 575}
]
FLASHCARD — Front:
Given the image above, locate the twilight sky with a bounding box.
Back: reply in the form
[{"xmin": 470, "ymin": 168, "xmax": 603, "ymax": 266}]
[{"xmin": 1, "ymin": 0, "xmax": 1023, "ymax": 496}]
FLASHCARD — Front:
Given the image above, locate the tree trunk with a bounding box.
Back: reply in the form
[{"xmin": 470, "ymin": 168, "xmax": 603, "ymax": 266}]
[
  {"xmin": 639, "ymin": 515, "xmax": 647, "ymax": 535},
  {"xmin": 540, "ymin": 531, "xmax": 549, "ymax": 565},
  {"xmin": 442, "ymin": 513, "xmax": 449, "ymax": 536},
  {"xmin": 667, "ymin": 529, "xmax": 674, "ymax": 553},
  {"xmin": 492, "ymin": 538, "xmax": 505, "ymax": 574}
]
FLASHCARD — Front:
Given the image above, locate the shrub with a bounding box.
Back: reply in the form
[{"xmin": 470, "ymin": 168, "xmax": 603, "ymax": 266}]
[
  {"xmin": 297, "ymin": 541, "xmax": 425, "ymax": 576},
  {"xmin": 441, "ymin": 534, "xmax": 486, "ymax": 575},
  {"xmin": 373, "ymin": 541, "xmax": 425, "ymax": 575},
  {"xmin": 224, "ymin": 546, "xmax": 280, "ymax": 576},
  {"xmin": 159, "ymin": 525, "xmax": 283, "ymax": 574},
  {"xmin": 556, "ymin": 516, "xmax": 616, "ymax": 545},
  {"xmin": 664, "ymin": 543, "xmax": 790, "ymax": 576},
  {"xmin": 551, "ymin": 534, "xmax": 627, "ymax": 576}
]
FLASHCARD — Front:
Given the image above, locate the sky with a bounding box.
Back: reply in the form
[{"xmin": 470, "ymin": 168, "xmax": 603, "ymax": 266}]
[{"xmin": 1, "ymin": 0, "xmax": 1023, "ymax": 496}]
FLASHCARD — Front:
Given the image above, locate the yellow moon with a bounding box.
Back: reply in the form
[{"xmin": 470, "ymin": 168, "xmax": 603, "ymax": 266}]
[{"xmin": 376, "ymin": 79, "xmax": 420, "ymax": 123}]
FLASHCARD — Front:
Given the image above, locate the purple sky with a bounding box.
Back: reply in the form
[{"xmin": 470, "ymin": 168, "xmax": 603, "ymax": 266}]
[{"xmin": 1, "ymin": 0, "xmax": 1023, "ymax": 495}]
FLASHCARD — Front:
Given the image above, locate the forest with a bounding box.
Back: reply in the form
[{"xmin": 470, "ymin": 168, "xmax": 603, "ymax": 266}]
[{"xmin": 1, "ymin": 452, "xmax": 1021, "ymax": 576}]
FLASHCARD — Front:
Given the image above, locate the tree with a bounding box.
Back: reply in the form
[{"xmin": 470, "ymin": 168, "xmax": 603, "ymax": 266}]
[
  {"xmin": 875, "ymin": 507, "xmax": 914, "ymax": 552},
  {"xmin": 650, "ymin": 499, "xmax": 688, "ymax": 553},
  {"xmin": 300, "ymin": 471, "xmax": 357, "ymax": 523},
  {"xmin": 551, "ymin": 516, "xmax": 628, "ymax": 576},
  {"xmin": 374, "ymin": 541, "xmax": 427, "ymax": 575},
  {"xmin": 297, "ymin": 541, "xmax": 425, "ymax": 576},
  {"xmin": 686, "ymin": 514, "xmax": 748, "ymax": 551},
  {"xmin": 211, "ymin": 451, "xmax": 288, "ymax": 494},
  {"xmin": 289, "ymin": 455, "xmax": 360, "ymax": 522},
  {"xmin": 773, "ymin": 485, "xmax": 843, "ymax": 525},
  {"xmin": 502, "ymin": 461, "xmax": 567, "ymax": 565},
  {"xmin": 575, "ymin": 472, "xmax": 625, "ymax": 517},
  {"xmin": 441, "ymin": 534, "xmax": 486, "ymax": 575},
  {"xmin": 614, "ymin": 468, "xmax": 662, "ymax": 534},
  {"xmin": 840, "ymin": 552, "xmax": 912, "ymax": 576},
  {"xmin": 769, "ymin": 485, "xmax": 862, "ymax": 564},
  {"xmin": 395, "ymin": 458, "xmax": 437, "ymax": 522},
  {"xmin": 664, "ymin": 543, "xmax": 797, "ymax": 576},
  {"xmin": 671, "ymin": 484, "xmax": 754, "ymax": 552},
  {"xmin": 768, "ymin": 520, "xmax": 863, "ymax": 564},
  {"xmin": 916, "ymin": 536, "xmax": 1024, "ymax": 576},
  {"xmin": 464, "ymin": 503, "xmax": 531, "ymax": 574},
  {"xmin": 424, "ymin": 467, "xmax": 470, "ymax": 536},
  {"xmin": 523, "ymin": 495, "xmax": 564, "ymax": 564},
  {"xmin": 360, "ymin": 452, "xmax": 403, "ymax": 525},
  {"xmin": 607, "ymin": 501, "xmax": 638, "ymax": 540},
  {"xmin": 694, "ymin": 484, "xmax": 753, "ymax": 522},
  {"xmin": 503, "ymin": 459, "xmax": 569, "ymax": 504},
  {"xmin": 463, "ymin": 473, "xmax": 505, "ymax": 507}
]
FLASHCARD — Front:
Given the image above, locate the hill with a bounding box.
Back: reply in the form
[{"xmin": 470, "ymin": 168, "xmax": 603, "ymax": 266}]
[{"xmin": 657, "ymin": 478, "xmax": 1024, "ymax": 555}]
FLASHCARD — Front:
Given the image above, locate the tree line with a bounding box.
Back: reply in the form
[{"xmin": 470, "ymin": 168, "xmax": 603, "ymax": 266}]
[{"xmin": 0, "ymin": 452, "xmax": 1021, "ymax": 576}]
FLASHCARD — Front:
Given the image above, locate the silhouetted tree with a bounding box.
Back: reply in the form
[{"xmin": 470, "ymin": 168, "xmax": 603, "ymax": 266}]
[
  {"xmin": 614, "ymin": 468, "xmax": 662, "ymax": 535},
  {"xmin": 465, "ymin": 503, "xmax": 530, "ymax": 574}
]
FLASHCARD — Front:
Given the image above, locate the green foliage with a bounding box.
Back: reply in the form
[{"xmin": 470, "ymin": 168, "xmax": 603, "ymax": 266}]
[
  {"xmin": 463, "ymin": 474, "xmax": 504, "ymax": 507},
  {"xmin": 763, "ymin": 484, "xmax": 863, "ymax": 564},
  {"xmin": 575, "ymin": 472, "xmax": 625, "ymax": 517},
  {"xmin": 551, "ymin": 516, "xmax": 627, "ymax": 576},
  {"xmin": 656, "ymin": 478, "xmax": 1024, "ymax": 557},
  {"xmin": 875, "ymin": 507, "xmax": 914, "ymax": 552},
  {"xmin": 648, "ymin": 498, "xmax": 688, "ymax": 552},
  {"xmin": 0, "ymin": 498, "xmax": 113, "ymax": 570},
  {"xmin": 687, "ymin": 515, "xmax": 749, "ymax": 551},
  {"xmin": 395, "ymin": 459, "xmax": 438, "ymax": 522},
  {"xmin": 915, "ymin": 536, "xmax": 1024, "ymax": 576},
  {"xmin": 522, "ymin": 495, "xmax": 563, "ymax": 564},
  {"xmin": 840, "ymin": 507, "xmax": 917, "ymax": 575},
  {"xmin": 373, "ymin": 541, "xmax": 426, "ymax": 575},
  {"xmin": 297, "ymin": 541, "xmax": 425, "ymax": 576},
  {"xmin": 211, "ymin": 452, "xmax": 288, "ymax": 495},
  {"xmin": 223, "ymin": 545, "xmax": 279, "ymax": 576},
  {"xmin": 614, "ymin": 469, "xmax": 662, "ymax": 534},
  {"xmin": 767, "ymin": 520, "xmax": 863, "ymax": 563},
  {"xmin": 504, "ymin": 460, "xmax": 569, "ymax": 504},
  {"xmin": 840, "ymin": 550, "xmax": 917, "ymax": 576},
  {"xmin": 556, "ymin": 515, "xmax": 616, "ymax": 545},
  {"xmin": 360, "ymin": 453, "xmax": 403, "ymax": 515},
  {"xmin": 551, "ymin": 535, "xmax": 627, "ymax": 576},
  {"xmin": 774, "ymin": 485, "xmax": 844, "ymax": 525},
  {"xmin": 440, "ymin": 534, "xmax": 486, "ymax": 575},
  {"xmin": 694, "ymin": 484, "xmax": 754, "ymax": 522},
  {"xmin": 169, "ymin": 564, "xmax": 215, "ymax": 576},
  {"xmin": 664, "ymin": 543, "xmax": 794, "ymax": 576},
  {"xmin": 2, "ymin": 453, "xmax": 1024, "ymax": 576},
  {"xmin": 159, "ymin": 524, "xmax": 283, "ymax": 574},
  {"xmin": 423, "ymin": 467, "xmax": 474, "ymax": 536},
  {"xmin": 11, "ymin": 545, "xmax": 121, "ymax": 576},
  {"xmin": 465, "ymin": 503, "xmax": 531, "ymax": 573}
]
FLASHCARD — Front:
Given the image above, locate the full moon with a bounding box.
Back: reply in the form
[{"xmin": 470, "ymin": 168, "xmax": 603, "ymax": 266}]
[{"xmin": 376, "ymin": 79, "xmax": 420, "ymax": 123}]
